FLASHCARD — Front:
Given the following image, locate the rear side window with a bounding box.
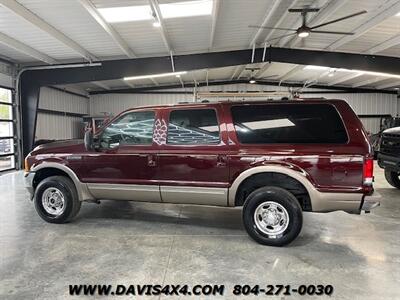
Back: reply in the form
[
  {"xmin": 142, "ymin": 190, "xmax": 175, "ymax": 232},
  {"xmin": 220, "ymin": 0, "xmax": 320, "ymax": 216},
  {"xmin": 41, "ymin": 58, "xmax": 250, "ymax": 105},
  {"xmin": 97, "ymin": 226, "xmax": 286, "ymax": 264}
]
[
  {"xmin": 167, "ymin": 109, "xmax": 220, "ymax": 145},
  {"xmin": 231, "ymin": 104, "xmax": 348, "ymax": 144}
]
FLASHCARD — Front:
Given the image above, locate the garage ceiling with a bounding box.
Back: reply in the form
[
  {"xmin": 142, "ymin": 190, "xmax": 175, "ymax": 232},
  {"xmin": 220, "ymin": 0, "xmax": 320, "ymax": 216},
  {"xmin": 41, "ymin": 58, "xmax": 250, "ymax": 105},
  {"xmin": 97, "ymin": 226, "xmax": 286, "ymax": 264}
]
[{"xmin": 1, "ymin": 0, "xmax": 400, "ymax": 91}]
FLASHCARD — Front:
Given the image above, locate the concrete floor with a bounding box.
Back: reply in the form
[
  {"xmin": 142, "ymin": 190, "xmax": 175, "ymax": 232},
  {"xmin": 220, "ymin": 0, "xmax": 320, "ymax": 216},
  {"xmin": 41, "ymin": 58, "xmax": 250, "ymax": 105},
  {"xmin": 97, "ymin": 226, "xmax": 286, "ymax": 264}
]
[{"xmin": 0, "ymin": 164, "xmax": 400, "ymax": 299}]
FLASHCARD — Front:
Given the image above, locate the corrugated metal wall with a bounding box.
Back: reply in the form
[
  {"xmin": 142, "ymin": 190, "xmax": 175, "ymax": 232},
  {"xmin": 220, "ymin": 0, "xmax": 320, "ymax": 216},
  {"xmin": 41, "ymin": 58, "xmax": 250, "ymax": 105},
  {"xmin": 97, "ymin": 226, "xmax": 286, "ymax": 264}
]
[
  {"xmin": 36, "ymin": 87, "xmax": 89, "ymax": 140},
  {"xmin": 90, "ymin": 84, "xmax": 399, "ymax": 134}
]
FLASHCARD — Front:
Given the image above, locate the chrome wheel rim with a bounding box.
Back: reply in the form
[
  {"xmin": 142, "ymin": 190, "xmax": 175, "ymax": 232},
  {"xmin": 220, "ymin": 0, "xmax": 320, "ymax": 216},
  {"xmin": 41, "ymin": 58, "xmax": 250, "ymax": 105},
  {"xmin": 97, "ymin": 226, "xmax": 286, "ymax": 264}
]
[
  {"xmin": 254, "ymin": 201, "xmax": 289, "ymax": 238},
  {"xmin": 42, "ymin": 187, "xmax": 65, "ymax": 216}
]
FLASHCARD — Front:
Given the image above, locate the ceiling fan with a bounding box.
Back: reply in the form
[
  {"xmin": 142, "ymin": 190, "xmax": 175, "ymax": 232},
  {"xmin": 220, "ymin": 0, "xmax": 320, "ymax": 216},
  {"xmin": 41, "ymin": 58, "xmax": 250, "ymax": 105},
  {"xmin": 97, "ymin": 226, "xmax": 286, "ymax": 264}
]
[{"xmin": 249, "ymin": 8, "xmax": 367, "ymax": 43}]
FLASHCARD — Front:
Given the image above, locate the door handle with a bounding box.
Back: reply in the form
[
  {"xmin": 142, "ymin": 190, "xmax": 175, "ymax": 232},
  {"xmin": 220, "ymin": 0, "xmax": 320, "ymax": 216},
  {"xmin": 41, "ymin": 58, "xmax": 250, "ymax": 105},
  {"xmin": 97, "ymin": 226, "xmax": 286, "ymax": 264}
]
[
  {"xmin": 147, "ymin": 154, "xmax": 157, "ymax": 167},
  {"xmin": 217, "ymin": 155, "xmax": 227, "ymax": 167}
]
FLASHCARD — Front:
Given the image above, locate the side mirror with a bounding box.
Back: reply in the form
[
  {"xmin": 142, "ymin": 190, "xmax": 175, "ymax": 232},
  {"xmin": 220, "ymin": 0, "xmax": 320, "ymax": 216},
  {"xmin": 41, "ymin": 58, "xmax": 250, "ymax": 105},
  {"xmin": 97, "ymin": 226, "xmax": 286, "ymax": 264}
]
[{"xmin": 84, "ymin": 129, "xmax": 94, "ymax": 151}]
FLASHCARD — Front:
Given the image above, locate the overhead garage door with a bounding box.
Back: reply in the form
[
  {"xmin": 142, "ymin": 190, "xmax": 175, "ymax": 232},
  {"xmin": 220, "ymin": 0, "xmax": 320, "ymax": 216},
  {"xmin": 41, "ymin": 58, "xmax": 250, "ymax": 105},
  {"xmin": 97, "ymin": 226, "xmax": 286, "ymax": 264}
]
[{"xmin": 0, "ymin": 87, "xmax": 16, "ymax": 172}]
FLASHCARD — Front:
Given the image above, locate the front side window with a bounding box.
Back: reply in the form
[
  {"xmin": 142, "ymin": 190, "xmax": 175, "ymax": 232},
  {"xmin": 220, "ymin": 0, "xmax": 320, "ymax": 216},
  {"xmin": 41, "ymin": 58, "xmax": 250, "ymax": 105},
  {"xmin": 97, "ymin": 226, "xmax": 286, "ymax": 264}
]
[
  {"xmin": 167, "ymin": 109, "xmax": 220, "ymax": 145},
  {"xmin": 231, "ymin": 104, "xmax": 348, "ymax": 144},
  {"xmin": 100, "ymin": 111, "xmax": 155, "ymax": 148}
]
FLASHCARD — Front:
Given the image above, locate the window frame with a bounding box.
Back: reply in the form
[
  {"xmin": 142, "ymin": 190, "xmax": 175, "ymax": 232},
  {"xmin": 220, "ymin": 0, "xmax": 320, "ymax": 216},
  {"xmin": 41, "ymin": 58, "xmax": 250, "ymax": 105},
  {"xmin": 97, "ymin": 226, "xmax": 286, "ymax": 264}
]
[
  {"xmin": 165, "ymin": 107, "xmax": 222, "ymax": 146},
  {"xmin": 230, "ymin": 102, "xmax": 349, "ymax": 146},
  {"xmin": 96, "ymin": 109, "xmax": 156, "ymax": 148}
]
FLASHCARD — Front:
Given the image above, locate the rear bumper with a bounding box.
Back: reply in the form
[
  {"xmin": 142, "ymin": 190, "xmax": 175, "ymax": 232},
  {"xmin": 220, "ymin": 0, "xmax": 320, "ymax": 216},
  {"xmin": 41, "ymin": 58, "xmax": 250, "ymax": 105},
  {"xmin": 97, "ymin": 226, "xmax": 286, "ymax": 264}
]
[
  {"xmin": 24, "ymin": 171, "xmax": 35, "ymax": 199},
  {"xmin": 310, "ymin": 190, "xmax": 381, "ymax": 214},
  {"xmin": 378, "ymin": 153, "xmax": 400, "ymax": 171}
]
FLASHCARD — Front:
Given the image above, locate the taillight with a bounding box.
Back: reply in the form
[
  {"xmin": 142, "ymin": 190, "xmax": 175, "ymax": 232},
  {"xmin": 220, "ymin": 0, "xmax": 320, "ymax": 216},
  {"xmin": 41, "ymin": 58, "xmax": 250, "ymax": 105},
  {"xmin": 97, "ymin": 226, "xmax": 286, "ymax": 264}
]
[{"xmin": 363, "ymin": 157, "xmax": 374, "ymax": 185}]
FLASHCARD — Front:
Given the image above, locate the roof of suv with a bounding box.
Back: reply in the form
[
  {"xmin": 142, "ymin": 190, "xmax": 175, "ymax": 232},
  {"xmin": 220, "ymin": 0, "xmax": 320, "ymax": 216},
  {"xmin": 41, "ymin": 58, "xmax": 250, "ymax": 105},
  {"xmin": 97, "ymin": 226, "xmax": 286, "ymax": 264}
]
[{"xmin": 128, "ymin": 98, "xmax": 347, "ymax": 111}]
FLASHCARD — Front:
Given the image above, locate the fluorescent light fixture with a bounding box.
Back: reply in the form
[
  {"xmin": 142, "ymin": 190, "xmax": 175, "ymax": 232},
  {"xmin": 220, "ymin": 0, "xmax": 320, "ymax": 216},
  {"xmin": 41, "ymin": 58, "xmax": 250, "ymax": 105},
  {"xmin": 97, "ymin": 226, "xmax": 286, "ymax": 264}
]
[
  {"xmin": 124, "ymin": 71, "xmax": 187, "ymax": 81},
  {"xmin": 98, "ymin": 5, "xmax": 152, "ymax": 23},
  {"xmin": 242, "ymin": 119, "xmax": 295, "ymax": 130},
  {"xmin": 153, "ymin": 22, "xmax": 161, "ymax": 27},
  {"xmin": 304, "ymin": 65, "xmax": 330, "ymax": 71},
  {"xmin": 160, "ymin": 0, "xmax": 213, "ymax": 19},
  {"xmin": 304, "ymin": 65, "xmax": 400, "ymax": 79}
]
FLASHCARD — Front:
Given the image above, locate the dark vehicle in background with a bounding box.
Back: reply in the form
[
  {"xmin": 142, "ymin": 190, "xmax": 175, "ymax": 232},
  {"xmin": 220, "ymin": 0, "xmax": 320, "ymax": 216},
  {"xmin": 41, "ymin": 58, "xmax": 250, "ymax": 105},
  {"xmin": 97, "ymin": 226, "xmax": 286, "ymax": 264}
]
[
  {"xmin": 24, "ymin": 99, "xmax": 380, "ymax": 246},
  {"xmin": 378, "ymin": 126, "xmax": 400, "ymax": 188},
  {"xmin": 370, "ymin": 115, "xmax": 400, "ymax": 158}
]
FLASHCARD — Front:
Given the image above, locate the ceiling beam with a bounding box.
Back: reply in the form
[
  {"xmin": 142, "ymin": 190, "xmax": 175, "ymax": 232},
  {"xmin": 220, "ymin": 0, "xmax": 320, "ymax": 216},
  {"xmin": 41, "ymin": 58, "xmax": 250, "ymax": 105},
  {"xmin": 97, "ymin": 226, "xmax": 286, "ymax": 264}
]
[
  {"xmin": 327, "ymin": 0, "xmax": 400, "ymax": 50},
  {"xmin": 78, "ymin": 0, "xmax": 136, "ymax": 58},
  {"xmin": 149, "ymin": 0, "xmax": 172, "ymax": 53},
  {"xmin": 376, "ymin": 81, "xmax": 400, "ymax": 90},
  {"xmin": 352, "ymin": 77, "xmax": 388, "ymax": 88},
  {"xmin": 0, "ymin": 31, "xmax": 57, "ymax": 64},
  {"xmin": 254, "ymin": 63, "xmax": 272, "ymax": 79},
  {"xmin": 279, "ymin": 65, "xmax": 303, "ymax": 82},
  {"xmin": 305, "ymin": 70, "xmax": 334, "ymax": 88},
  {"xmin": 88, "ymin": 79, "xmax": 398, "ymax": 95},
  {"xmin": 288, "ymin": 0, "xmax": 348, "ymax": 48},
  {"xmin": 312, "ymin": 70, "xmax": 332, "ymax": 82},
  {"xmin": 233, "ymin": 0, "xmax": 282, "ymax": 80},
  {"xmin": 0, "ymin": 0, "xmax": 97, "ymax": 62},
  {"xmin": 92, "ymin": 81, "xmax": 110, "ymax": 90},
  {"xmin": 366, "ymin": 34, "xmax": 400, "ymax": 54},
  {"xmin": 122, "ymin": 80, "xmax": 135, "ymax": 88},
  {"xmin": 328, "ymin": 72, "xmax": 363, "ymax": 86},
  {"xmin": 150, "ymin": 78, "xmax": 159, "ymax": 86},
  {"xmin": 236, "ymin": 66, "xmax": 248, "ymax": 79},
  {"xmin": 262, "ymin": 0, "xmax": 299, "ymax": 46},
  {"xmin": 249, "ymin": 0, "xmax": 281, "ymax": 46},
  {"xmin": 21, "ymin": 47, "xmax": 400, "ymax": 86},
  {"xmin": 209, "ymin": 0, "xmax": 220, "ymax": 50},
  {"xmin": 230, "ymin": 66, "xmax": 242, "ymax": 80}
]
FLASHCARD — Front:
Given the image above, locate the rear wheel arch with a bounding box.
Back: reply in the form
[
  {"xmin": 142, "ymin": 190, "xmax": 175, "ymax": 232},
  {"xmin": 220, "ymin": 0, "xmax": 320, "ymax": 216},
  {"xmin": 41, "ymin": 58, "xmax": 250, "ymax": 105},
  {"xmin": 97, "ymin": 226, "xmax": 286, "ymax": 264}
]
[{"xmin": 232, "ymin": 171, "xmax": 312, "ymax": 211}]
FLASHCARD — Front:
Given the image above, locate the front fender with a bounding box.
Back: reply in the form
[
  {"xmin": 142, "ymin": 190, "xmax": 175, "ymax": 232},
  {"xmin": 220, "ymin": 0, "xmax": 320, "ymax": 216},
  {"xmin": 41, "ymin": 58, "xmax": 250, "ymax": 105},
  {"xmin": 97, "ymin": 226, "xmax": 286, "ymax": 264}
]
[{"xmin": 30, "ymin": 162, "xmax": 94, "ymax": 202}]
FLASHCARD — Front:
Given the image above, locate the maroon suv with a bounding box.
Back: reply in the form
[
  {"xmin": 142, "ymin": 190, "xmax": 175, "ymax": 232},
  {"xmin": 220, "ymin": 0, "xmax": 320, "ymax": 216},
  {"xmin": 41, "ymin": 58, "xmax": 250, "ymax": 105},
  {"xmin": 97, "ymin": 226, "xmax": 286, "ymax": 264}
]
[{"xmin": 24, "ymin": 99, "xmax": 380, "ymax": 246}]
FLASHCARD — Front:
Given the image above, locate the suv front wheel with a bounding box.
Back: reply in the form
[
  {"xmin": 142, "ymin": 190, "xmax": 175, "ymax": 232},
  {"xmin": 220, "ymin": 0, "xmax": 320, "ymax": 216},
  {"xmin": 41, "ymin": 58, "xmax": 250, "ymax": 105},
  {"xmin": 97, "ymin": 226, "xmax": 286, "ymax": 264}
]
[
  {"xmin": 242, "ymin": 186, "xmax": 303, "ymax": 246},
  {"xmin": 34, "ymin": 176, "xmax": 81, "ymax": 223}
]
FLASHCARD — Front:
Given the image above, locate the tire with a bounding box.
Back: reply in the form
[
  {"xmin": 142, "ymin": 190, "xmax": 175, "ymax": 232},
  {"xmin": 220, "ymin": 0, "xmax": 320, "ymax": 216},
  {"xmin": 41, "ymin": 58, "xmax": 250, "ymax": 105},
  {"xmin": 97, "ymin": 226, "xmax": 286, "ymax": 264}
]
[
  {"xmin": 34, "ymin": 176, "xmax": 81, "ymax": 223},
  {"xmin": 384, "ymin": 169, "xmax": 400, "ymax": 189},
  {"xmin": 242, "ymin": 186, "xmax": 302, "ymax": 246}
]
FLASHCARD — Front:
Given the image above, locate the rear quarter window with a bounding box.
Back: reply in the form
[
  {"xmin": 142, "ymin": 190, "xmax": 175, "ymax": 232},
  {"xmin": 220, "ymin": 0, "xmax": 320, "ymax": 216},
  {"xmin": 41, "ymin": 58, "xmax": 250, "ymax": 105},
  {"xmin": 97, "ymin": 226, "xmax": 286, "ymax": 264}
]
[
  {"xmin": 167, "ymin": 109, "xmax": 220, "ymax": 145},
  {"xmin": 231, "ymin": 103, "xmax": 348, "ymax": 144}
]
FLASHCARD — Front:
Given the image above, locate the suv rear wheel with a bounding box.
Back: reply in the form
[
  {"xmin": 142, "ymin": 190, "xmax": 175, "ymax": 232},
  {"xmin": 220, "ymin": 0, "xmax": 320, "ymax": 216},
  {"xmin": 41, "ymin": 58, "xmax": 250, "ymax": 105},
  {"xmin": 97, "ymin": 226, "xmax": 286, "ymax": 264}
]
[
  {"xmin": 384, "ymin": 169, "xmax": 400, "ymax": 189},
  {"xmin": 34, "ymin": 176, "xmax": 81, "ymax": 223},
  {"xmin": 242, "ymin": 186, "xmax": 302, "ymax": 246}
]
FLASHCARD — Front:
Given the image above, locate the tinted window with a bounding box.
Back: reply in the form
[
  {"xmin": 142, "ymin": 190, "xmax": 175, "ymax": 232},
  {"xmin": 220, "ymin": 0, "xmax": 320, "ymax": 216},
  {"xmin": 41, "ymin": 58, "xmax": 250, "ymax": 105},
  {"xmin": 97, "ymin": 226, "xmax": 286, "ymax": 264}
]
[
  {"xmin": 167, "ymin": 109, "xmax": 220, "ymax": 145},
  {"xmin": 231, "ymin": 104, "xmax": 347, "ymax": 144},
  {"xmin": 100, "ymin": 111, "xmax": 154, "ymax": 148}
]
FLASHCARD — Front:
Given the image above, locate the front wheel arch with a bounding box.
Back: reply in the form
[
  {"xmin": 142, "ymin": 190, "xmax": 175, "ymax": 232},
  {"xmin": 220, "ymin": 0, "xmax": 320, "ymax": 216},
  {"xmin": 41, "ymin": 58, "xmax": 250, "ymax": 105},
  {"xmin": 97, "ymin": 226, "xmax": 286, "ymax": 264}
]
[{"xmin": 33, "ymin": 167, "xmax": 72, "ymax": 190}]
